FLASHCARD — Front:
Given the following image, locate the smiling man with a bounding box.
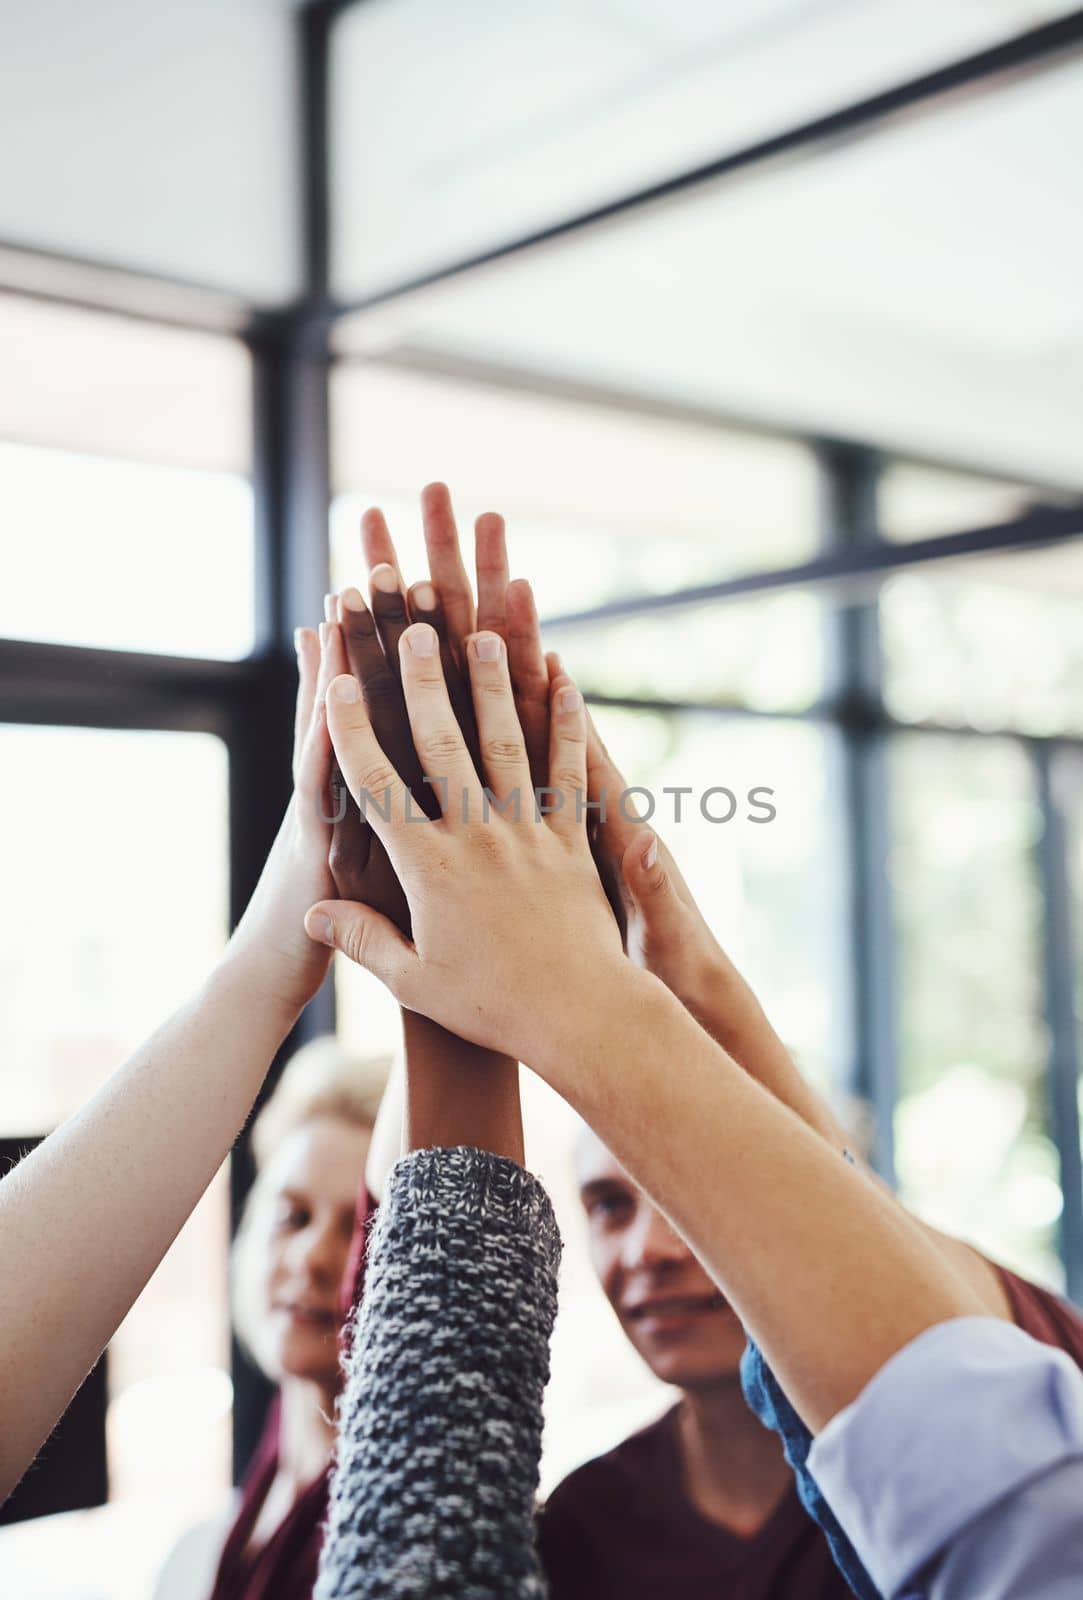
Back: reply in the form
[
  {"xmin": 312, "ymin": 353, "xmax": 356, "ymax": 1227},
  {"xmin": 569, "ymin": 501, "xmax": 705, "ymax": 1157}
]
[{"xmin": 536, "ymin": 1129, "xmax": 850, "ymax": 1600}]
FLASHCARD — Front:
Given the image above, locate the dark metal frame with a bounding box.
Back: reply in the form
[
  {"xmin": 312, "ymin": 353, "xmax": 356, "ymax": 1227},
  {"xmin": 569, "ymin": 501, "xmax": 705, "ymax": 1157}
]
[{"xmin": 2, "ymin": 2, "xmax": 1082, "ymax": 1478}]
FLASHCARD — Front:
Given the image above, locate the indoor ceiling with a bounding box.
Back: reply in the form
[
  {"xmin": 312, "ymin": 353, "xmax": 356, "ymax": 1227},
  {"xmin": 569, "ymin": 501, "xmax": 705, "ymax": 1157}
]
[
  {"xmin": 2, "ymin": 1, "xmax": 1081, "ymax": 487},
  {"xmin": 335, "ymin": 36, "xmax": 1083, "ymax": 487}
]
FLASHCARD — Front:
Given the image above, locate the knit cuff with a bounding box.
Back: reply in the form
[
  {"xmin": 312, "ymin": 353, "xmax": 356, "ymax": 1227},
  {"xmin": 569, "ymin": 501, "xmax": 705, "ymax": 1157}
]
[{"xmin": 377, "ymin": 1145, "xmax": 561, "ymax": 1259}]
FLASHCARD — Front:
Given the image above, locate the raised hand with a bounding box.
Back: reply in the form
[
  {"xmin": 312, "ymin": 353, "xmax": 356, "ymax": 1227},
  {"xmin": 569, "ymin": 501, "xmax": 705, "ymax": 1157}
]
[
  {"xmin": 306, "ymin": 627, "xmax": 623, "ymax": 1063},
  {"xmin": 367, "ymin": 484, "xmax": 552, "ymax": 781},
  {"xmin": 329, "ymin": 583, "xmax": 425, "ymax": 936},
  {"xmin": 332, "ymin": 484, "xmax": 624, "ymax": 948},
  {"xmin": 227, "ymin": 616, "xmax": 347, "ymax": 1015},
  {"xmin": 584, "ymin": 713, "xmax": 729, "ymax": 1015}
]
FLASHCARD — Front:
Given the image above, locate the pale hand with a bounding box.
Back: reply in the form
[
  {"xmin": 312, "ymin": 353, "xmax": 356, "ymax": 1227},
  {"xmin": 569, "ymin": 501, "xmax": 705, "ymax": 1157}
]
[{"xmin": 305, "ymin": 624, "xmax": 624, "ymax": 1064}]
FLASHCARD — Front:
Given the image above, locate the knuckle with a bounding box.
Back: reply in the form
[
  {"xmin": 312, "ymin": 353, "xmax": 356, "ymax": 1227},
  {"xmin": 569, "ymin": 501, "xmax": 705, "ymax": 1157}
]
[
  {"xmin": 345, "ymin": 611, "xmax": 378, "ymax": 645},
  {"xmin": 417, "ymin": 727, "xmax": 463, "ymax": 763},
  {"xmin": 477, "ymin": 677, "xmax": 510, "ymax": 699},
  {"xmin": 553, "ymin": 767, "xmax": 586, "ymax": 794},
  {"xmin": 354, "ymin": 760, "xmax": 397, "ymax": 799},
  {"xmin": 342, "ymin": 918, "xmax": 370, "ymax": 968},
  {"xmin": 361, "ymin": 669, "xmax": 400, "ymax": 710},
  {"xmin": 481, "ymin": 736, "xmax": 527, "ymax": 768}
]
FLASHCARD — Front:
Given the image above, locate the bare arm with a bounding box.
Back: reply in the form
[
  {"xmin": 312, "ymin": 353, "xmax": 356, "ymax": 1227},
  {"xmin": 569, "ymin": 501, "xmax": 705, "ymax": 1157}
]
[
  {"xmin": 0, "ymin": 624, "xmax": 343, "ymax": 1501},
  {"xmin": 584, "ymin": 713, "xmax": 1011, "ymax": 1321},
  {"xmin": 306, "ymin": 621, "xmax": 985, "ymax": 1433}
]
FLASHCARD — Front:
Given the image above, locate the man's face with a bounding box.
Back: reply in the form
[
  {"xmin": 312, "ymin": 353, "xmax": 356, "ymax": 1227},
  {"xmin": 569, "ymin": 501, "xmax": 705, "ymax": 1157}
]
[{"xmin": 577, "ymin": 1131, "xmax": 747, "ymax": 1388}]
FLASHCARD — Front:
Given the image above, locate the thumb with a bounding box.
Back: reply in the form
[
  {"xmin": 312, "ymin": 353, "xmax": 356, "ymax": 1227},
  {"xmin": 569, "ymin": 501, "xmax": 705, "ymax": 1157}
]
[
  {"xmin": 305, "ymin": 900, "xmax": 418, "ymax": 999},
  {"xmin": 620, "ymin": 830, "xmax": 681, "ymax": 934}
]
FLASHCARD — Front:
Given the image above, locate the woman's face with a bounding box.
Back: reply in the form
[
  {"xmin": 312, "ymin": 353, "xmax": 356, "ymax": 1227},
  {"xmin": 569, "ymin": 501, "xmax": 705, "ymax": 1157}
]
[{"xmin": 259, "ymin": 1115, "xmax": 371, "ymax": 1390}]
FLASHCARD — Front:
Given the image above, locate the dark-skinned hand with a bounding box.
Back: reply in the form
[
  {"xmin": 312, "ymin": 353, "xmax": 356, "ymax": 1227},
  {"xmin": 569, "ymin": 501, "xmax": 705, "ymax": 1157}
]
[{"xmin": 330, "ymin": 482, "xmax": 625, "ymax": 943}]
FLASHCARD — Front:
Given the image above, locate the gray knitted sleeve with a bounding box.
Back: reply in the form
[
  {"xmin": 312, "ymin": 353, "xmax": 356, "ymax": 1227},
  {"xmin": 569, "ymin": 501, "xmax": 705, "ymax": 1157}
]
[{"xmin": 315, "ymin": 1145, "xmax": 562, "ymax": 1599}]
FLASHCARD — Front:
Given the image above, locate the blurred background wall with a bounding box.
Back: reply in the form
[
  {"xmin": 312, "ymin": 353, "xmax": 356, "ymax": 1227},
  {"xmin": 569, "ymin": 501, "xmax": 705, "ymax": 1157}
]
[{"xmin": 1, "ymin": 2, "xmax": 1083, "ymax": 1594}]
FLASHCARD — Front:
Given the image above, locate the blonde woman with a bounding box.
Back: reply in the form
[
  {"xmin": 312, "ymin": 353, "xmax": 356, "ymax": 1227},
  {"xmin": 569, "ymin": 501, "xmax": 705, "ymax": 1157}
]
[{"xmin": 154, "ymin": 1039, "xmax": 389, "ymax": 1600}]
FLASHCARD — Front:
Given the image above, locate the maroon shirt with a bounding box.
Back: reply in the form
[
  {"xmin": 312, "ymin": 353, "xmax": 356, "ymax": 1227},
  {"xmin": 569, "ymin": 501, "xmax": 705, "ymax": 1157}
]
[
  {"xmin": 207, "ymin": 1398, "xmax": 328, "ymax": 1600},
  {"xmin": 539, "ymin": 1264, "xmax": 1083, "ymax": 1600},
  {"xmin": 997, "ymin": 1262, "xmax": 1083, "ymax": 1364},
  {"xmin": 538, "ymin": 1405, "xmax": 850, "ymax": 1600},
  {"xmin": 207, "ymin": 1185, "xmax": 377, "ymax": 1600}
]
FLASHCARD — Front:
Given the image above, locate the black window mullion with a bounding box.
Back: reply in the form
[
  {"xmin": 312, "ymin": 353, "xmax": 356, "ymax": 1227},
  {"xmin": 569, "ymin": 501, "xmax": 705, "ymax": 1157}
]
[
  {"xmin": 1033, "ymin": 740, "xmax": 1083, "ymax": 1300},
  {"xmin": 822, "ymin": 445, "xmax": 899, "ymax": 1183}
]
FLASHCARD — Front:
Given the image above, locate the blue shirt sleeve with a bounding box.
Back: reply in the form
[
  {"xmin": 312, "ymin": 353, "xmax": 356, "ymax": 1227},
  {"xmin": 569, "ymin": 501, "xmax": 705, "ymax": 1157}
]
[
  {"xmin": 740, "ymin": 1339, "xmax": 881, "ymax": 1599},
  {"xmin": 807, "ymin": 1317, "xmax": 1083, "ymax": 1599}
]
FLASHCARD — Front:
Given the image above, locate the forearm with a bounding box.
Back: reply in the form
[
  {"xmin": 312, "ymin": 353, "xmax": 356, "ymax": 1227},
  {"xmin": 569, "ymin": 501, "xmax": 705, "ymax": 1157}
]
[
  {"xmin": 0, "ymin": 949, "xmax": 300, "ymax": 1499},
  {"xmin": 685, "ymin": 955, "xmax": 849, "ymax": 1150},
  {"xmin": 688, "ymin": 955, "xmax": 1010, "ymax": 1318},
  {"xmin": 317, "ymin": 1147, "xmax": 559, "ymax": 1599},
  {"xmin": 401, "ymin": 1010, "xmax": 525, "ymax": 1164},
  {"xmin": 537, "ymin": 961, "xmax": 985, "ymax": 1432}
]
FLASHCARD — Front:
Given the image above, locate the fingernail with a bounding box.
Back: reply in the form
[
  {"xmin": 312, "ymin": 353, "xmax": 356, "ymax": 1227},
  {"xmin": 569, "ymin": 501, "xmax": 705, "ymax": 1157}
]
[
  {"xmin": 371, "ymin": 564, "xmax": 398, "ymax": 594},
  {"xmin": 308, "ymin": 912, "xmax": 334, "ymax": 946},
  {"xmin": 558, "ymin": 687, "xmax": 583, "ymax": 714},
  {"xmin": 330, "ymin": 675, "xmax": 359, "ymax": 702},
  {"xmin": 324, "ymin": 593, "xmax": 336, "ymax": 621},
  {"xmin": 644, "ymin": 839, "xmax": 658, "ymax": 871},
  {"xmin": 407, "ymin": 625, "xmax": 437, "ymax": 657},
  {"xmin": 293, "ymin": 627, "xmax": 305, "ymax": 653},
  {"xmin": 341, "ymin": 586, "xmax": 365, "ymax": 612},
  {"xmin": 318, "ymin": 621, "xmax": 330, "ymax": 645},
  {"xmin": 412, "ymin": 581, "xmax": 437, "ymax": 612},
  {"xmin": 474, "ymin": 633, "xmax": 501, "ymax": 663}
]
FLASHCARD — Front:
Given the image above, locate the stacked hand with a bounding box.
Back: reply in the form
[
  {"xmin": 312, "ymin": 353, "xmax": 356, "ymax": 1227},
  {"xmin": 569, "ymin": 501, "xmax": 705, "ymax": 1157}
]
[
  {"xmin": 307, "ymin": 611, "xmax": 624, "ymax": 1062},
  {"xmin": 299, "ymin": 482, "xmax": 739, "ymax": 1063}
]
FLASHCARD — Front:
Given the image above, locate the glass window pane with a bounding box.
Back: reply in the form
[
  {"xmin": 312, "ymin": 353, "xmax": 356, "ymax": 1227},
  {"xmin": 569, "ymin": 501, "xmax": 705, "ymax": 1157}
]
[
  {"xmin": 0, "ymin": 725, "xmax": 232, "ymax": 1596},
  {"xmin": 589, "ymin": 709, "xmax": 850, "ymax": 1095},
  {"xmin": 879, "ymin": 459, "xmax": 1075, "ymax": 543},
  {"xmin": 329, "ymin": 0, "xmax": 1073, "ymax": 298},
  {"xmin": 0, "ymin": 293, "xmax": 251, "ymax": 474},
  {"xmin": 335, "ymin": 61, "xmax": 1083, "ymax": 492},
  {"xmin": 881, "ymin": 542, "xmax": 1083, "ymax": 736},
  {"xmin": 0, "ymin": 444, "xmax": 254, "ymax": 659},
  {"xmin": 0, "ymin": 294, "xmax": 255, "ymax": 659},
  {"xmin": 889, "ymin": 733, "xmax": 1058, "ymax": 1285},
  {"xmin": 330, "ymin": 363, "xmax": 818, "ymax": 612},
  {"xmin": 554, "ymin": 593, "xmax": 824, "ymax": 712}
]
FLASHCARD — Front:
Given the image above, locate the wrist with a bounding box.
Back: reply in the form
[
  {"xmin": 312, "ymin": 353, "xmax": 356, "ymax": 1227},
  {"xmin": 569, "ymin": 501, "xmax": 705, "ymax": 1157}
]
[
  {"xmin": 401, "ymin": 1012, "xmax": 524, "ymax": 1163},
  {"xmin": 213, "ymin": 938, "xmax": 315, "ymax": 1040},
  {"xmin": 527, "ymin": 957, "xmax": 679, "ymax": 1106},
  {"xmin": 672, "ymin": 948, "xmax": 765, "ymax": 1053}
]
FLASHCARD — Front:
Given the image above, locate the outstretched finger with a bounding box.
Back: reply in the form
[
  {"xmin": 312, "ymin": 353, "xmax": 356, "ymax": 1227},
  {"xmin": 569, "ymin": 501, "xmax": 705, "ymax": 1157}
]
[
  {"xmin": 324, "ymin": 675, "xmax": 424, "ymax": 862},
  {"xmin": 421, "ymin": 481, "xmax": 475, "ymax": 660},
  {"xmin": 475, "ymin": 511, "xmax": 510, "ymax": 637},
  {"xmin": 360, "ymin": 507, "xmax": 404, "ymax": 586},
  {"xmin": 544, "ymin": 672, "xmax": 588, "ymax": 839},
  {"xmin": 585, "ymin": 706, "xmax": 642, "ymax": 857},
  {"xmin": 409, "ymin": 579, "xmax": 481, "ymax": 772},
  {"xmin": 293, "ymin": 627, "xmax": 320, "ymax": 779},
  {"xmin": 465, "ymin": 631, "xmax": 532, "ymax": 811},
  {"xmin": 292, "ymin": 621, "xmax": 343, "ymax": 832},
  {"xmin": 506, "ymin": 579, "xmax": 550, "ymax": 785},
  {"xmin": 338, "ymin": 586, "xmax": 429, "ymax": 809},
  {"xmin": 398, "ymin": 623, "xmax": 483, "ymax": 821},
  {"xmin": 368, "ymin": 563, "xmax": 411, "ymax": 680}
]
